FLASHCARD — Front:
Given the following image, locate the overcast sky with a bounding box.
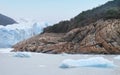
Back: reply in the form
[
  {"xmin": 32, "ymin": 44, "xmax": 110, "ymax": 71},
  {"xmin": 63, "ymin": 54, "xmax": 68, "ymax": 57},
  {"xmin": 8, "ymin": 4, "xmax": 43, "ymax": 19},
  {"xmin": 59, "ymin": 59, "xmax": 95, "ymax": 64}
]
[{"xmin": 0, "ymin": 0, "xmax": 111, "ymax": 23}]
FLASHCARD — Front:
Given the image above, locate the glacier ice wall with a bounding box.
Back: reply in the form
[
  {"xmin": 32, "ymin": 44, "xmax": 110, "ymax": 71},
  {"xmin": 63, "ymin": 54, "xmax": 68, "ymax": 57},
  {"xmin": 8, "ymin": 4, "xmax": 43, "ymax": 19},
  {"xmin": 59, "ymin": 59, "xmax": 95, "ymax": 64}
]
[{"xmin": 0, "ymin": 21, "xmax": 49, "ymax": 48}]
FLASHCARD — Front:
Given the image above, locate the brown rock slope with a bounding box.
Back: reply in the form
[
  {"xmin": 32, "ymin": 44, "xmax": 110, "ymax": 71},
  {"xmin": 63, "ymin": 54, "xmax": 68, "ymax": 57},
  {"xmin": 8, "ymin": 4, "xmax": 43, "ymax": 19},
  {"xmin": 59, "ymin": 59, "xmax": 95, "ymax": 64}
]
[{"xmin": 13, "ymin": 19, "xmax": 120, "ymax": 54}]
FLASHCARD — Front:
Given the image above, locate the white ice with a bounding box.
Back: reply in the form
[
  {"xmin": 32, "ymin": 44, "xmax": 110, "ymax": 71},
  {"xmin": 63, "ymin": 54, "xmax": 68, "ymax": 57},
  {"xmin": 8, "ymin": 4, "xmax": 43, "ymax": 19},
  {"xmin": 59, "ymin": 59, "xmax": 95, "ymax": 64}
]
[
  {"xmin": 114, "ymin": 56, "xmax": 120, "ymax": 60},
  {"xmin": 60, "ymin": 57, "xmax": 115, "ymax": 68},
  {"xmin": 0, "ymin": 48, "xmax": 13, "ymax": 53},
  {"xmin": 13, "ymin": 52, "xmax": 32, "ymax": 58},
  {"xmin": 0, "ymin": 19, "xmax": 50, "ymax": 48}
]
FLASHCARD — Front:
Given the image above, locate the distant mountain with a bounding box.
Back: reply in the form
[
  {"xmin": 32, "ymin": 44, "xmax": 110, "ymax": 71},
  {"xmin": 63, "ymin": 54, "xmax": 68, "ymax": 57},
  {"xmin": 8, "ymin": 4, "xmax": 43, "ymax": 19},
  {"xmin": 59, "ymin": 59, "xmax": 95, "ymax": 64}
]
[
  {"xmin": 13, "ymin": 0, "xmax": 120, "ymax": 54},
  {"xmin": 0, "ymin": 14, "xmax": 16, "ymax": 25}
]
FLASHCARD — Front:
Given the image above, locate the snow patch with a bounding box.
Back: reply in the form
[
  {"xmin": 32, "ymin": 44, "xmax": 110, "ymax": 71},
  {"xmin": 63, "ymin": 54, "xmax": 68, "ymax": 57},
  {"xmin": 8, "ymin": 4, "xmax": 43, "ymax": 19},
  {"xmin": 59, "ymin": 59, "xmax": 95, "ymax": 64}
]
[{"xmin": 60, "ymin": 57, "xmax": 115, "ymax": 68}]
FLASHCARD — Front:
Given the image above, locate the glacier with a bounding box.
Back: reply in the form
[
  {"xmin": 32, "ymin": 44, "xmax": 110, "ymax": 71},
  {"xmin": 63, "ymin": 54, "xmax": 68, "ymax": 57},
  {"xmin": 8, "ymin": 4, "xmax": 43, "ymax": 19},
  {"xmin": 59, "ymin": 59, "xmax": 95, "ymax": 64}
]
[
  {"xmin": 0, "ymin": 20, "xmax": 49, "ymax": 48},
  {"xmin": 60, "ymin": 57, "xmax": 116, "ymax": 68}
]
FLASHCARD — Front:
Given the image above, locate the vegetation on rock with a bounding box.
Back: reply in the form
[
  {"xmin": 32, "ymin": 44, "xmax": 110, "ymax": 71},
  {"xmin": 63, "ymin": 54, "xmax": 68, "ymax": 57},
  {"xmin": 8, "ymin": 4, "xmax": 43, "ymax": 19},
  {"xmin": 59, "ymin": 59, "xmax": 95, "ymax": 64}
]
[{"xmin": 44, "ymin": 0, "xmax": 120, "ymax": 33}]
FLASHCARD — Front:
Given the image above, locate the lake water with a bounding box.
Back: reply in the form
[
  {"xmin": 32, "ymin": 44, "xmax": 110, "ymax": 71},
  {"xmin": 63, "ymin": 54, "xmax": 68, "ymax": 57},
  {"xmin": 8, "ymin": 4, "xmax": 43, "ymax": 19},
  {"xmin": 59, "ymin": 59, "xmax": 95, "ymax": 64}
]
[{"xmin": 0, "ymin": 48, "xmax": 120, "ymax": 75}]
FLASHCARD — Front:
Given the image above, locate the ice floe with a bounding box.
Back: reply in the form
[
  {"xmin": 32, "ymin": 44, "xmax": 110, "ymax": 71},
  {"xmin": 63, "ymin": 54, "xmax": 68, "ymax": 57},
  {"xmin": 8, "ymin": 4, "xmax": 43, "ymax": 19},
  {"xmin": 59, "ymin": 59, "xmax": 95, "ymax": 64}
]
[
  {"xmin": 13, "ymin": 52, "xmax": 32, "ymax": 58},
  {"xmin": 114, "ymin": 56, "xmax": 120, "ymax": 60},
  {"xmin": 60, "ymin": 57, "xmax": 115, "ymax": 68},
  {"xmin": 38, "ymin": 65, "xmax": 46, "ymax": 68}
]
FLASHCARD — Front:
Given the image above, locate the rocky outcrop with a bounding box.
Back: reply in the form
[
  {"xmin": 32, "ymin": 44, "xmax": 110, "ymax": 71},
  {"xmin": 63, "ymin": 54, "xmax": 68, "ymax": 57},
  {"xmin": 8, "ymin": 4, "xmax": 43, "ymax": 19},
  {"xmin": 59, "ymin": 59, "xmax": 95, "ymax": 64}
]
[
  {"xmin": 13, "ymin": 33, "xmax": 65, "ymax": 53},
  {"xmin": 13, "ymin": 19, "xmax": 120, "ymax": 54},
  {"xmin": 12, "ymin": 0, "xmax": 120, "ymax": 54}
]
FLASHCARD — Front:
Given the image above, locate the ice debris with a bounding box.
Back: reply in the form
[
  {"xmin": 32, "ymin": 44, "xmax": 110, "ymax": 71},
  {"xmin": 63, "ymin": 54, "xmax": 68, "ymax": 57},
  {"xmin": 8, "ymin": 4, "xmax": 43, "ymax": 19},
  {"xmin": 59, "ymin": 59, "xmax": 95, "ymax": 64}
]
[
  {"xmin": 60, "ymin": 57, "xmax": 115, "ymax": 68},
  {"xmin": 13, "ymin": 52, "xmax": 32, "ymax": 58}
]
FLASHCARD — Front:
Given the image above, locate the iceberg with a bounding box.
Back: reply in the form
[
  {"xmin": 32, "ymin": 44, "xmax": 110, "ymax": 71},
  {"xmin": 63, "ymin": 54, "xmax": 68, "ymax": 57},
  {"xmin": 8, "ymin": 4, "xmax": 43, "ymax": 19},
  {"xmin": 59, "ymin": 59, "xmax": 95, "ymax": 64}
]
[
  {"xmin": 13, "ymin": 52, "xmax": 32, "ymax": 58},
  {"xmin": 60, "ymin": 57, "xmax": 115, "ymax": 68},
  {"xmin": 0, "ymin": 20, "xmax": 49, "ymax": 48}
]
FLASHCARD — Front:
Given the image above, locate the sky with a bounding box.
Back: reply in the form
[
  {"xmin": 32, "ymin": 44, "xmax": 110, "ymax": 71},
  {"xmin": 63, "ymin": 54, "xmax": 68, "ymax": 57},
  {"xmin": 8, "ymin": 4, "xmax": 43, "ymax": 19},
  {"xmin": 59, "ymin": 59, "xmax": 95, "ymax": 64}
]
[{"xmin": 0, "ymin": 0, "xmax": 111, "ymax": 23}]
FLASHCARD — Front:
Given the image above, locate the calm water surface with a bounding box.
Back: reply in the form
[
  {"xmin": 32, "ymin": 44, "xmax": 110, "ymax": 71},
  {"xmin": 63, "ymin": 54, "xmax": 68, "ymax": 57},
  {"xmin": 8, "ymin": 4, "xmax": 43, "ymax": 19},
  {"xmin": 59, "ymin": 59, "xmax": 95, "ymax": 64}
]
[{"xmin": 0, "ymin": 49, "xmax": 120, "ymax": 75}]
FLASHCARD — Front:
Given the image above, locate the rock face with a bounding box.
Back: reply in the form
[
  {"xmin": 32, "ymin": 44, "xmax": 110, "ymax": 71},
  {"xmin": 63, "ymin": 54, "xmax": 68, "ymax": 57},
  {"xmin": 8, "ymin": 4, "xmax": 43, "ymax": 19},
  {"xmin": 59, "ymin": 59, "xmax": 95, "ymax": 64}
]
[
  {"xmin": 0, "ymin": 14, "xmax": 16, "ymax": 26},
  {"xmin": 13, "ymin": 19, "xmax": 120, "ymax": 54}
]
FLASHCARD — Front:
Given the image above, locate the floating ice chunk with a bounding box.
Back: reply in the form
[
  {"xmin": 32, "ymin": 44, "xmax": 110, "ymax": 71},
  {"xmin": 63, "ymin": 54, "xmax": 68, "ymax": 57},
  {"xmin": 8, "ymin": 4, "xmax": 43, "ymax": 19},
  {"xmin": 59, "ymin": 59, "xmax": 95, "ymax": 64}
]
[
  {"xmin": 61, "ymin": 53, "xmax": 69, "ymax": 56},
  {"xmin": 60, "ymin": 57, "xmax": 115, "ymax": 68},
  {"xmin": 13, "ymin": 52, "xmax": 32, "ymax": 58},
  {"xmin": 38, "ymin": 65, "xmax": 46, "ymax": 68},
  {"xmin": 114, "ymin": 56, "xmax": 120, "ymax": 60}
]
